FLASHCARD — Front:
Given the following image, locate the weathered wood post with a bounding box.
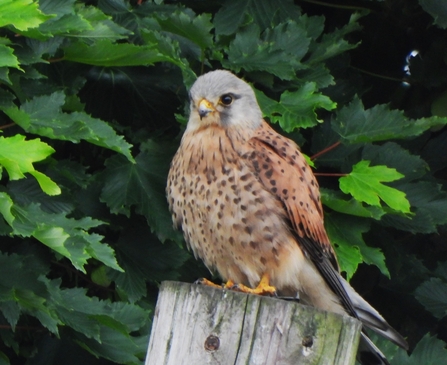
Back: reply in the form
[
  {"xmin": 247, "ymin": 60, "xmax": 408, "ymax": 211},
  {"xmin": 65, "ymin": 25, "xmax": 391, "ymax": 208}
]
[{"xmin": 145, "ymin": 281, "xmax": 361, "ymax": 365}]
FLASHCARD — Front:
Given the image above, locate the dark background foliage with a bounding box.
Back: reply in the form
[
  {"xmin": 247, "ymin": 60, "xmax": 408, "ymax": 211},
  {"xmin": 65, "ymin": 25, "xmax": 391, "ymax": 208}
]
[{"xmin": 0, "ymin": 0, "xmax": 447, "ymax": 364}]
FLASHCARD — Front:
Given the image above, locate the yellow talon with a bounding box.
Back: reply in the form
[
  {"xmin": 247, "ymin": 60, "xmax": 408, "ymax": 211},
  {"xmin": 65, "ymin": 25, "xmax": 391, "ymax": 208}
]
[
  {"xmin": 195, "ymin": 278, "xmax": 223, "ymax": 289},
  {"xmin": 227, "ymin": 274, "xmax": 277, "ymax": 296}
]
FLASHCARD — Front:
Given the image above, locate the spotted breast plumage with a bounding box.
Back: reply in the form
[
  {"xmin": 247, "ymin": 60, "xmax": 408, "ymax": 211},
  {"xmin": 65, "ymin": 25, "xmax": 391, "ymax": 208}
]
[{"xmin": 166, "ymin": 70, "xmax": 407, "ymax": 365}]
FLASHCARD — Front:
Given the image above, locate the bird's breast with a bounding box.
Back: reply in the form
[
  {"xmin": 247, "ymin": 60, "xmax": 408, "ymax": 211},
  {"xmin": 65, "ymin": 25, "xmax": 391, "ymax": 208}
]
[{"xmin": 167, "ymin": 126, "xmax": 302, "ymax": 288}]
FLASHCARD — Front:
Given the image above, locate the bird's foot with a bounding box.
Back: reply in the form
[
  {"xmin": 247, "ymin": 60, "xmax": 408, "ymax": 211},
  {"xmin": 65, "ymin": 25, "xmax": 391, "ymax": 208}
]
[
  {"xmin": 225, "ymin": 274, "xmax": 277, "ymax": 297},
  {"xmin": 194, "ymin": 278, "xmax": 223, "ymax": 289}
]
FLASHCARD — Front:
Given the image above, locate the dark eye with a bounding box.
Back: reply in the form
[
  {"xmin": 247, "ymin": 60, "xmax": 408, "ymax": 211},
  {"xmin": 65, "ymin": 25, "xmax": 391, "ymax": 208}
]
[{"xmin": 220, "ymin": 94, "xmax": 233, "ymax": 106}]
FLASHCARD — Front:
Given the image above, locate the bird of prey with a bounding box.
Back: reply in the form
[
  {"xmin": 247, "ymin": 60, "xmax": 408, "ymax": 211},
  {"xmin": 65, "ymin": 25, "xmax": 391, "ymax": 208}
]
[{"xmin": 167, "ymin": 70, "xmax": 408, "ymax": 364}]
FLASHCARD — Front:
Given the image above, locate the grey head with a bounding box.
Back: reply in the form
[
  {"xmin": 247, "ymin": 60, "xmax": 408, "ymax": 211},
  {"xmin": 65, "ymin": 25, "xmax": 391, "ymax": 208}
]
[{"xmin": 186, "ymin": 70, "xmax": 262, "ymax": 131}]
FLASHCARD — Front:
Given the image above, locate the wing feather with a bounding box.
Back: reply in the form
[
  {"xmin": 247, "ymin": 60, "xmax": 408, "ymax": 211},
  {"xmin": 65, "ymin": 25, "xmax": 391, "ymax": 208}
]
[
  {"xmin": 246, "ymin": 121, "xmax": 360, "ymax": 316},
  {"xmin": 248, "ymin": 121, "xmax": 338, "ymax": 267}
]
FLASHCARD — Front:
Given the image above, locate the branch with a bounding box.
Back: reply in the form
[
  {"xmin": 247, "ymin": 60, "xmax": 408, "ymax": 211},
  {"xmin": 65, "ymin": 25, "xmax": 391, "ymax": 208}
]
[
  {"xmin": 0, "ymin": 123, "xmax": 16, "ymax": 130},
  {"xmin": 301, "ymin": 0, "xmax": 372, "ymax": 12},
  {"xmin": 311, "ymin": 141, "xmax": 341, "ymax": 160},
  {"xmin": 314, "ymin": 172, "xmax": 347, "ymax": 177}
]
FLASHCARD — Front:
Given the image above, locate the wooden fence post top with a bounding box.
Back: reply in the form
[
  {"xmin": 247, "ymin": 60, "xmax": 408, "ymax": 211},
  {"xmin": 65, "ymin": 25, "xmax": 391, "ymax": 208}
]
[{"xmin": 145, "ymin": 281, "xmax": 361, "ymax": 365}]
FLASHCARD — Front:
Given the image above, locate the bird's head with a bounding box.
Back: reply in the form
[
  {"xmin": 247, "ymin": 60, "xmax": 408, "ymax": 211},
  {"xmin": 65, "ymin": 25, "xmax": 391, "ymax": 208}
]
[{"xmin": 187, "ymin": 70, "xmax": 262, "ymax": 131}]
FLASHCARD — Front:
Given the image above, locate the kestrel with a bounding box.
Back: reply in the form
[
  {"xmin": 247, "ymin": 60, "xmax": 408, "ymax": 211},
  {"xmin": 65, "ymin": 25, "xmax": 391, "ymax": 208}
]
[{"xmin": 167, "ymin": 70, "xmax": 408, "ymax": 364}]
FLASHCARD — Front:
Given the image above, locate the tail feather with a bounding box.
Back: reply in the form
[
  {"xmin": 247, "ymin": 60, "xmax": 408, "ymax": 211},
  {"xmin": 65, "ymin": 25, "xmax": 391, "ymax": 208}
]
[
  {"xmin": 341, "ymin": 277, "xmax": 409, "ymax": 351},
  {"xmin": 357, "ymin": 332, "xmax": 390, "ymax": 365},
  {"xmin": 355, "ymin": 307, "xmax": 408, "ymax": 350}
]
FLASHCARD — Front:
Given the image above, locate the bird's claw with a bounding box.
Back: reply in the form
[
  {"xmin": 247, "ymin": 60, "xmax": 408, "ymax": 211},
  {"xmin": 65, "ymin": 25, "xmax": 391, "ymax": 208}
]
[
  {"xmin": 227, "ymin": 282, "xmax": 277, "ymax": 297},
  {"xmin": 194, "ymin": 277, "xmax": 223, "ymax": 289}
]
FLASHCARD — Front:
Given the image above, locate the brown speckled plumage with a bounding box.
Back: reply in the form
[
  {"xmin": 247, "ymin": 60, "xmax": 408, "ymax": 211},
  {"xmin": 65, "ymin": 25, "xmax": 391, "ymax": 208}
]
[{"xmin": 166, "ymin": 70, "xmax": 407, "ymax": 365}]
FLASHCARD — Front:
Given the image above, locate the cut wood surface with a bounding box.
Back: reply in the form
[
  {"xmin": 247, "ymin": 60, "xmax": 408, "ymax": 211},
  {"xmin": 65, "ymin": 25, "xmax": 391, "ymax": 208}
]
[{"xmin": 145, "ymin": 281, "xmax": 361, "ymax": 365}]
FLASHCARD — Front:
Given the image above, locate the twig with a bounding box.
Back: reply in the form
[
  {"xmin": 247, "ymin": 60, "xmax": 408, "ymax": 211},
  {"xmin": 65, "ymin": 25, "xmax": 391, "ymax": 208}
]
[
  {"xmin": 46, "ymin": 57, "xmax": 65, "ymax": 63},
  {"xmin": 314, "ymin": 172, "xmax": 347, "ymax": 177},
  {"xmin": 301, "ymin": 0, "xmax": 372, "ymax": 12},
  {"xmin": 310, "ymin": 141, "xmax": 341, "ymax": 160},
  {"xmin": 0, "ymin": 123, "xmax": 16, "ymax": 130},
  {"xmin": 351, "ymin": 66, "xmax": 406, "ymax": 83}
]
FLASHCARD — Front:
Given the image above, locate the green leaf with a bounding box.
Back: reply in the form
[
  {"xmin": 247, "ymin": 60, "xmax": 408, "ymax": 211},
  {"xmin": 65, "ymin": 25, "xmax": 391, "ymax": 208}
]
[
  {"xmin": 141, "ymin": 29, "xmax": 195, "ymax": 82},
  {"xmin": 0, "ymin": 44, "xmax": 21, "ymax": 70},
  {"xmin": 255, "ymin": 84, "xmax": 336, "ymax": 132},
  {"xmin": 74, "ymin": 5, "xmax": 132, "ymax": 40},
  {"xmin": 325, "ymin": 213, "xmax": 389, "ymax": 279},
  {"xmin": 320, "ymin": 188, "xmax": 386, "ymax": 220},
  {"xmin": 0, "ymin": 351, "xmax": 9, "ymax": 365},
  {"xmin": 415, "ymin": 278, "xmax": 447, "ymax": 319},
  {"xmin": 44, "ymin": 281, "xmax": 149, "ymax": 344},
  {"xmin": 63, "ymin": 38, "xmax": 181, "ymax": 67},
  {"xmin": 37, "ymin": 14, "xmax": 92, "ymax": 38},
  {"xmin": 0, "ymin": 88, "xmax": 15, "ymax": 108},
  {"xmin": 0, "ymin": 252, "xmax": 58, "ymax": 333},
  {"xmin": 307, "ymin": 11, "xmax": 362, "ymax": 64},
  {"xmin": 380, "ymin": 181, "xmax": 447, "ymax": 234},
  {"xmin": 0, "ymin": 300, "xmax": 20, "ymax": 330},
  {"xmin": 223, "ymin": 22, "xmax": 310, "ymax": 80},
  {"xmin": 28, "ymin": 170, "xmax": 62, "ymax": 196},
  {"xmin": 214, "ymin": 0, "xmax": 302, "ymax": 35},
  {"xmin": 419, "ymin": 0, "xmax": 447, "ymax": 29},
  {"xmin": 8, "ymin": 177, "xmax": 75, "ymax": 215},
  {"xmin": 7, "ymin": 203, "xmax": 121, "ymax": 273},
  {"xmin": 99, "ymin": 142, "xmax": 183, "ymax": 243},
  {"xmin": 91, "ymin": 265, "xmax": 112, "ymax": 287},
  {"xmin": 392, "ymin": 333, "xmax": 447, "ymax": 365},
  {"xmin": 3, "ymin": 92, "xmax": 134, "ymax": 163},
  {"xmin": 155, "ymin": 11, "xmax": 213, "ymax": 49},
  {"xmin": 0, "ymin": 135, "xmax": 60, "ymax": 195},
  {"xmin": 0, "ymin": 192, "xmax": 14, "ymax": 226},
  {"xmin": 339, "ymin": 160, "xmax": 411, "ymax": 213},
  {"xmin": 362, "ymin": 142, "xmax": 429, "ymax": 183},
  {"xmin": 74, "ymin": 327, "xmax": 146, "ymax": 364},
  {"xmin": 85, "ymin": 235, "xmax": 124, "ymax": 273},
  {"xmin": 0, "ymin": 0, "xmax": 52, "ymax": 31},
  {"xmin": 110, "ymin": 221, "xmax": 189, "ymax": 302},
  {"xmin": 332, "ymin": 97, "xmax": 447, "ymax": 143},
  {"xmin": 16, "ymin": 0, "xmax": 110, "ymax": 40}
]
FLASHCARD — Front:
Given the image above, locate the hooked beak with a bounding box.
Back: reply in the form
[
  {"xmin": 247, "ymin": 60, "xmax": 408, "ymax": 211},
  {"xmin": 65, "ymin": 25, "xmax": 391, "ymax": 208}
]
[{"xmin": 198, "ymin": 99, "xmax": 215, "ymax": 120}]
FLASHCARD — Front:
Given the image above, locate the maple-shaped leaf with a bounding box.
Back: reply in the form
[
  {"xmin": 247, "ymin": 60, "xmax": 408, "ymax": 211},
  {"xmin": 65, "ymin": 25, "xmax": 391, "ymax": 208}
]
[
  {"xmin": 325, "ymin": 212, "xmax": 389, "ymax": 280},
  {"xmin": 155, "ymin": 11, "xmax": 213, "ymax": 50},
  {"xmin": 339, "ymin": 160, "xmax": 411, "ymax": 213},
  {"xmin": 99, "ymin": 141, "xmax": 183, "ymax": 243},
  {"xmin": 214, "ymin": 0, "xmax": 302, "ymax": 35},
  {"xmin": 332, "ymin": 97, "xmax": 447, "ymax": 143},
  {"xmin": 392, "ymin": 333, "xmax": 447, "ymax": 365},
  {"xmin": 0, "ymin": 135, "xmax": 60, "ymax": 195},
  {"xmin": 223, "ymin": 22, "xmax": 310, "ymax": 80},
  {"xmin": 320, "ymin": 188, "xmax": 386, "ymax": 220},
  {"xmin": 415, "ymin": 277, "xmax": 447, "ymax": 319},
  {"xmin": 255, "ymin": 84, "xmax": 336, "ymax": 132}
]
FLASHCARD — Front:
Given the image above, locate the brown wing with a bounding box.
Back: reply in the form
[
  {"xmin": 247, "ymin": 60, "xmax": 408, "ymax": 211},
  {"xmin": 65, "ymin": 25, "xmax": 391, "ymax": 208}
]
[
  {"xmin": 245, "ymin": 121, "xmax": 363, "ymax": 317},
  {"xmin": 246, "ymin": 121, "xmax": 339, "ymax": 270}
]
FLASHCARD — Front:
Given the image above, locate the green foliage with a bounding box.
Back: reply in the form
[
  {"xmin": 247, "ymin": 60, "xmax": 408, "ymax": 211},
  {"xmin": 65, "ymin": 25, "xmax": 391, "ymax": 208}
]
[
  {"xmin": 0, "ymin": 135, "xmax": 60, "ymax": 195},
  {"xmin": 419, "ymin": 0, "xmax": 447, "ymax": 29},
  {"xmin": 339, "ymin": 160, "xmax": 411, "ymax": 213},
  {"xmin": 0, "ymin": 0, "xmax": 446, "ymax": 364},
  {"xmin": 255, "ymin": 84, "xmax": 336, "ymax": 131},
  {"xmin": 368, "ymin": 333, "xmax": 447, "ymax": 365}
]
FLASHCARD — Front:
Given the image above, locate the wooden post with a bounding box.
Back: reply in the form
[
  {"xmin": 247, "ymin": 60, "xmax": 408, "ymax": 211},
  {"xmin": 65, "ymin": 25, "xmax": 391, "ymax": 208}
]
[{"xmin": 145, "ymin": 281, "xmax": 361, "ymax": 365}]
